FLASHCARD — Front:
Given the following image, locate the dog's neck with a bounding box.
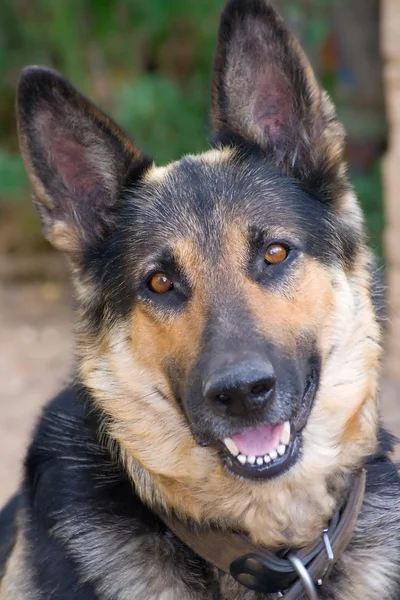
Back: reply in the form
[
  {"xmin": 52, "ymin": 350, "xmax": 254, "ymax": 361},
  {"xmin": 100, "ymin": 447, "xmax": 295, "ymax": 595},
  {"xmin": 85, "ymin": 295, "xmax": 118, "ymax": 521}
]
[
  {"xmin": 151, "ymin": 470, "xmax": 366, "ymax": 598},
  {"xmin": 27, "ymin": 388, "xmax": 400, "ymax": 600},
  {"xmin": 95, "ymin": 416, "xmax": 400, "ymax": 600}
]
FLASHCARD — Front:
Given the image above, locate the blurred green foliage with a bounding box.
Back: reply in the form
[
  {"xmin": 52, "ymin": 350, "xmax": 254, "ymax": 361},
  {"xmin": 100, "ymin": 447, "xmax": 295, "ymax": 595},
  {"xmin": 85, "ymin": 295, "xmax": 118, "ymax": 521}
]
[
  {"xmin": 0, "ymin": 0, "xmax": 225, "ymax": 177},
  {"xmin": 353, "ymin": 162, "xmax": 385, "ymax": 263},
  {"xmin": 0, "ymin": 0, "xmax": 385, "ymax": 259},
  {"xmin": 0, "ymin": 150, "xmax": 26, "ymax": 202}
]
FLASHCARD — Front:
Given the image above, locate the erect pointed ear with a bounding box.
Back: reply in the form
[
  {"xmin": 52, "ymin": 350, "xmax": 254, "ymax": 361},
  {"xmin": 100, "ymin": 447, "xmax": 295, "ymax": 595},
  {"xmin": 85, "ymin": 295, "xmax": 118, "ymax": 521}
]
[
  {"xmin": 211, "ymin": 0, "xmax": 346, "ymax": 189},
  {"xmin": 17, "ymin": 67, "xmax": 152, "ymax": 254}
]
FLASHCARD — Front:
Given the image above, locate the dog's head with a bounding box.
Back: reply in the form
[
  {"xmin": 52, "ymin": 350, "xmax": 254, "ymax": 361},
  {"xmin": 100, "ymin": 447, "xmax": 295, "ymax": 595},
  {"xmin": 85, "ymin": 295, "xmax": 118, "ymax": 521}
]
[{"xmin": 17, "ymin": 0, "xmax": 381, "ymax": 547}]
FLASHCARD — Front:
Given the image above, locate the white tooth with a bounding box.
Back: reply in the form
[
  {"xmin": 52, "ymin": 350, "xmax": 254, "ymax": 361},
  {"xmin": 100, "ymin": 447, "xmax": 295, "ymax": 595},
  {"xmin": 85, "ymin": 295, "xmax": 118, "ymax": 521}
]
[
  {"xmin": 277, "ymin": 444, "xmax": 286, "ymax": 456},
  {"xmin": 281, "ymin": 421, "xmax": 291, "ymax": 445},
  {"xmin": 269, "ymin": 449, "xmax": 278, "ymax": 461},
  {"xmin": 264, "ymin": 455, "xmax": 271, "ymax": 463},
  {"xmin": 223, "ymin": 438, "xmax": 239, "ymax": 457},
  {"xmin": 256, "ymin": 457, "xmax": 263, "ymax": 466},
  {"xmin": 237, "ymin": 454, "xmax": 247, "ymax": 465},
  {"xmin": 247, "ymin": 455, "xmax": 256, "ymax": 465}
]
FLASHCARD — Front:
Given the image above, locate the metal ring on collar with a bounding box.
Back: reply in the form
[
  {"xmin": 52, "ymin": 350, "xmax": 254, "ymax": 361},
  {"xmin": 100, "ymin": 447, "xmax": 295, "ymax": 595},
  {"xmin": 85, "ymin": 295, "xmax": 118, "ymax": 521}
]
[{"xmin": 286, "ymin": 553, "xmax": 319, "ymax": 600}]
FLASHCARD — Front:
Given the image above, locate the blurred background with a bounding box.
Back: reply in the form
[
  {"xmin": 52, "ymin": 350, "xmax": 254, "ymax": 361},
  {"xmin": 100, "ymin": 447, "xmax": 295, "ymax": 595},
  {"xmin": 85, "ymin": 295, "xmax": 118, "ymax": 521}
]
[{"xmin": 0, "ymin": 0, "xmax": 399, "ymax": 504}]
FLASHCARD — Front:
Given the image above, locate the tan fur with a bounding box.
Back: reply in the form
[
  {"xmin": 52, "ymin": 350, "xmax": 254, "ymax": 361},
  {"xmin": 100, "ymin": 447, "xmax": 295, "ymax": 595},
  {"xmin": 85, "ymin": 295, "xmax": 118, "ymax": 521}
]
[
  {"xmin": 188, "ymin": 147, "xmax": 235, "ymax": 165},
  {"xmin": 144, "ymin": 148, "xmax": 235, "ymax": 186},
  {"xmin": 78, "ymin": 182, "xmax": 381, "ymax": 548},
  {"xmin": 144, "ymin": 163, "xmax": 176, "ymax": 183}
]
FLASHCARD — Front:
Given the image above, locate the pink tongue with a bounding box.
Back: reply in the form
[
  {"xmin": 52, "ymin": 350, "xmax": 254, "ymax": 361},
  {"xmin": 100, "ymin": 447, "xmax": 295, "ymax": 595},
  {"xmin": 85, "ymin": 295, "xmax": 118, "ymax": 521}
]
[{"xmin": 232, "ymin": 423, "xmax": 283, "ymax": 456}]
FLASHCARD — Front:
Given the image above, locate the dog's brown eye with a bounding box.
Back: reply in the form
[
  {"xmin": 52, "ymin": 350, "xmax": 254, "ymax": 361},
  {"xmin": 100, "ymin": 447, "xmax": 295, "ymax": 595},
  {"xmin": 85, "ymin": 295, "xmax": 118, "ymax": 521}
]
[
  {"xmin": 148, "ymin": 272, "xmax": 174, "ymax": 294},
  {"xmin": 264, "ymin": 243, "xmax": 288, "ymax": 264}
]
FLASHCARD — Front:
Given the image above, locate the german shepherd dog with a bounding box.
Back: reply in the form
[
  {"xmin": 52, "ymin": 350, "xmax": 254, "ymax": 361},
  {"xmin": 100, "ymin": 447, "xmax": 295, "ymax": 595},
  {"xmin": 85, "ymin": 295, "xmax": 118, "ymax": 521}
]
[{"xmin": 1, "ymin": 1, "xmax": 400, "ymax": 598}]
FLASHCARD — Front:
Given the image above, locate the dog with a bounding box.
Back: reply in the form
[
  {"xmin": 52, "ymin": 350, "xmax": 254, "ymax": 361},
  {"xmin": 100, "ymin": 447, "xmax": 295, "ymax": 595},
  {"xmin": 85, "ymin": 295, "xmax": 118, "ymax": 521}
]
[{"xmin": 1, "ymin": 0, "xmax": 400, "ymax": 598}]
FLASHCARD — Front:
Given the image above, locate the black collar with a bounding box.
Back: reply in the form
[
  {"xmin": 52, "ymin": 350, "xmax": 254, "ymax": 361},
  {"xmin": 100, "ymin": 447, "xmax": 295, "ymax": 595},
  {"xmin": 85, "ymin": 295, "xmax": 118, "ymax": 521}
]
[{"xmin": 154, "ymin": 470, "xmax": 366, "ymax": 599}]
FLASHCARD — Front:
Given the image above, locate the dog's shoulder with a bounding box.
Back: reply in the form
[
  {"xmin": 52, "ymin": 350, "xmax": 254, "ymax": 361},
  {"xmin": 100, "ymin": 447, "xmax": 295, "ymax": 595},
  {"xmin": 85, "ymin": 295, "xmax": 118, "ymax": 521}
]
[
  {"xmin": 324, "ymin": 427, "xmax": 400, "ymax": 600},
  {"xmin": 0, "ymin": 494, "xmax": 21, "ymax": 579},
  {"xmin": 0, "ymin": 388, "xmax": 100, "ymax": 598},
  {"xmin": 365, "ymin": 427, "xmax": 400, "ymax": 489},
  {"xmin": 23, "ymin": 384, "xmax": 165, "ymax": 537},
  {"xmin": 0, "ymin": 386, "xmax": 213, "ymax": 599}
]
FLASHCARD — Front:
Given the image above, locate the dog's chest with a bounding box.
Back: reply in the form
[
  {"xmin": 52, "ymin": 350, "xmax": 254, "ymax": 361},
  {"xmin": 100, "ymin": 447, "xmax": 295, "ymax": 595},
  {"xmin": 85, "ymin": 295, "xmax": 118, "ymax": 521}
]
[
  {"xmin": 82, "ymin": 541, "xmax": 285, "ymax": 600},
  {"xmin": 89, "ymin": 538, "xmax": 400, "ymax": 600},
  {"xmin": 67, "ymin": 528, "xmax": 263, "ymax": 600}
]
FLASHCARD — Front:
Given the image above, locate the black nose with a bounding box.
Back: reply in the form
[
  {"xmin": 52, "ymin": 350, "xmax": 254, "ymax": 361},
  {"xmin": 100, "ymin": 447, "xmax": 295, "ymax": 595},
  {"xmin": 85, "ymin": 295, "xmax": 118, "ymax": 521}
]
[{"xmin": 203, "ymin": 357, "xmax": 276, "ymax": 417}]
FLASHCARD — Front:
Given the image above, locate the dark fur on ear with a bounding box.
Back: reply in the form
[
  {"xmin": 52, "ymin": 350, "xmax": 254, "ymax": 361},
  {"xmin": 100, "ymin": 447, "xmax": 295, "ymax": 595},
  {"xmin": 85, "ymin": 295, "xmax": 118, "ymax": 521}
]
[
  {"xmin": 17, "ymin": 66, "xmax": 152, "ymax": 253},
  {"xmin": 211, "ymin": 0, "xmax": 348, "ymax": 203}
]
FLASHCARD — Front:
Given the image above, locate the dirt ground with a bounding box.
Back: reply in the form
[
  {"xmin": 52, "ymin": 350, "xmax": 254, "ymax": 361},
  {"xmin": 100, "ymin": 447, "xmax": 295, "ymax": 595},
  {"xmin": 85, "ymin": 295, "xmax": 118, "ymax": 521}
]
[{"xmin": 0, "ymin": 279, "xmax": 399, "ymax": 507}]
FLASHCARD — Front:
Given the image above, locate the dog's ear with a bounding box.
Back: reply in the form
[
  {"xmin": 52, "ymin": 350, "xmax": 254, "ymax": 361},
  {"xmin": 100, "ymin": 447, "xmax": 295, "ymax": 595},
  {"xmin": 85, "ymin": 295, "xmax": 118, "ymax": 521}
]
[
  {"xmin": 17, "ymin": 67, "xmax": 151, "ymax": 254},
  {"xmin": 211, "ymin": 0, "xmax": 345, "ymax": 185}
]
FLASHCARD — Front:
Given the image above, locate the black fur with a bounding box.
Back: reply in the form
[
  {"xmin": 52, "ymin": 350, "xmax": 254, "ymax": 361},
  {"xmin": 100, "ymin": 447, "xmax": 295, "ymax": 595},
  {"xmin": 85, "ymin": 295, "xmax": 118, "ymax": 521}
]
[
  {"xmin": 20, "ymin": 387, "xmax": 214, "ymax": 598},
  {"xmin": 0, "ymin": 494, "xmax": 20, "ymax": 579}
]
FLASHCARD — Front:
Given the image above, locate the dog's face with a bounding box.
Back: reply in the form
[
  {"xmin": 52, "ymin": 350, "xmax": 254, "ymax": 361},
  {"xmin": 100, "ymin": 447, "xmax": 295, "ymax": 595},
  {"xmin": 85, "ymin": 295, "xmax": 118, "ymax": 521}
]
[
  {"xmin": 17, "ymin": 0, "xmax": 381, "ymax": 546},
  {"xmin": 124, "ymin": 155, "xmax": 341, "ymax": 482}
]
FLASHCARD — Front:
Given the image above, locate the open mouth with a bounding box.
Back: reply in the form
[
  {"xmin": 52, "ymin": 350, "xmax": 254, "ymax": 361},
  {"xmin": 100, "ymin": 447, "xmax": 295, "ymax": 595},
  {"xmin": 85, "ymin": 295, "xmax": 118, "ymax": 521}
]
[{"xmin": 218, "ymin": 370, "xmax": 318, "ymax": 480}]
